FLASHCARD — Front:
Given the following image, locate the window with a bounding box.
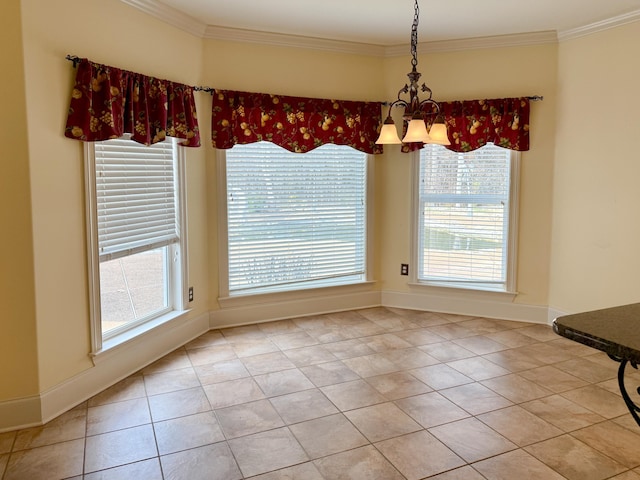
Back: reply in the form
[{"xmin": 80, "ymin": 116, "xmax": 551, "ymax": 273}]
[
  {"xmin": 220, "ymin": 141, "xmax": 369, "ymax": 296},
  {"xmin": 85, "ymin": 136, "xmax": 188, "ymax": 352},
  {"xmin": 414, "ymin": 143, "xmax": 519, "ymax": 292}
]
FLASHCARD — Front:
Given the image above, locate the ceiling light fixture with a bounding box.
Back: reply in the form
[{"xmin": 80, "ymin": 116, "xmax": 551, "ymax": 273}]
[{"xmin": 376, "ymin": 0, "xmax": 450, "ymax": 146}]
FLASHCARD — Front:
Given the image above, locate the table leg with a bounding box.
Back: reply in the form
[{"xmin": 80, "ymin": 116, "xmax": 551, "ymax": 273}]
[{"xmin": 608, "ymin": 355, "xmax": 640, "ymax": 427}]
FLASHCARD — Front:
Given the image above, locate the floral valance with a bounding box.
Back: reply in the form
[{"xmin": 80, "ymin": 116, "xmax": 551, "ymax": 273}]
[
  {"xmin": 65, "ymin": 58, "xmax": 200, "ymax": 147},
  {"xmin": 211, "ymin": 89, "xmax": 383, "ymax": 154},
  {"xmin": 403, "ymin": 96, "xmax": 530, "ymax": 153}
]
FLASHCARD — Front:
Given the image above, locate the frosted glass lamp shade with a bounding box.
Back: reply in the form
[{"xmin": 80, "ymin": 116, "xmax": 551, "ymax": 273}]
[
  {"xmin": 376, "ymin": 121, "xmax": 402, "ymax": 144},
  {"xmin": 402, "ymin": 118, "xmax": 431, "ymax": 143},
  {"xmin": 427, "ymin": 122, "xmax": 451, "ymax": 145}
]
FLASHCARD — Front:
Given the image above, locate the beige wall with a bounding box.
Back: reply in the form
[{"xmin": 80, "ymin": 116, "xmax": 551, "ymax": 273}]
[
  {"xmin": 19, "ymin": 0, "xmax": 208, "ymax": 394},
  {"xmin": 549, "ymin": 22, "xmax": 640, "ymax": 313},
  {"xmin": 202, "ymin": 40, "xmax": 385, "ymax": 101},
  {"xmin": 0, "ymin": 0, "xmax": 40, "ymax": 402},
  {"xmin": 378, "ymin": 45, "xmax": 558, "ymax": 307}
]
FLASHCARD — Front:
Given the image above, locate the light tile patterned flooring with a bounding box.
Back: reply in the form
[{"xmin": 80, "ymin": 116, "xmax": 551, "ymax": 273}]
[{"xmin": 3, "ymin": 307, "xmax": 640, "ymax": 479}]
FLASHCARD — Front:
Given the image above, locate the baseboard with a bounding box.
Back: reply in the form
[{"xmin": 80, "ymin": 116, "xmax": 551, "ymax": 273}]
[
  {"xmin": 210, "ymin": 289, "xmax": 382, "ymax": 328},
  {"xmin": 547, "ymin": 306, "xmax": 569, "ymax": 324},
  {"xmin": 0, "ymin": 395, "xmax": 42, "ymax": 433},
  {"xmin": 210, "ymin": 286, "xmax": 551, "ymax": 329},
  {"xmin": 39, "ymin": 311, "xmax": 209, "ymax": 426},
  {"xmin": 0, "ymin": 311, "xmax": 209, "ymax": 432},
  {"xmin": 382, "ymin": 289, "xmax": 550, "ymax": 324}
]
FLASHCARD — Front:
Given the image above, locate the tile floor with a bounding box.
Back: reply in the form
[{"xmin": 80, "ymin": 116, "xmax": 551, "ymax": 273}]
[{"xmin": 2, "ymin": 307, "xmax": 640, "ymax": 479}]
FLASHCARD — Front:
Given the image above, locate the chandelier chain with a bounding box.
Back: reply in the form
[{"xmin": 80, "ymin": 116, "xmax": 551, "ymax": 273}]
[{"xmin": 410, "ymin": 0, "xmax": 419, "ymax": 68}]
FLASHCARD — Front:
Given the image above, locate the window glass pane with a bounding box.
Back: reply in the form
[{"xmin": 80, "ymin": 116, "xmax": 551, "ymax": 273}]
[
  {"xmin": 99, "ymin": 247, "xmax": 169, "ymax": 335},
  {"xmin": 418, "ymin": 143, "xmax": 511, "ymax": 289},
  {"xmin": 225, "ymin": 142, "xmax": 367, "ymax": 294}
]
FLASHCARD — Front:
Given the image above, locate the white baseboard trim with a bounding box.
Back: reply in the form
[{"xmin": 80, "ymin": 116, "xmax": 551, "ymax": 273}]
[
  {"xmin": 547, "ymin": 306, "xmax": 570, "ymax": 324},
  {"xmin": 0, "ymin": 311, "xmax": 209, "ymax": 432},
  {"xmin": 210, "ymin": 289, "xmax": 382, "ymax": 328},
  {"xmin": 0, "ymin": 395, "xmax": 42, "ymax": 433},
  {"xmin": 40, "ymin": 311, "xmax": 209, "ymax": 425},
  {"xmin": 382, "ymin": 290, "xmax": 550, "ymax": 324}
]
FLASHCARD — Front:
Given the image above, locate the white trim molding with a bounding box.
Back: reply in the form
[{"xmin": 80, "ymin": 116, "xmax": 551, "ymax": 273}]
[
  {"xmin": 211, "ymin": 283, "xmax": 552, "ymax": 329},
  {"xmin": 385, "ymin": 31, "xmax": 558, "ymax": 56},
  {"xmin": 40, "ymin": 311, "xmax": 208, "ymax": 426},
  {"xmin": 559, "ymin": 9, "xmax": 640, "ymax": 42},
  {"xmin": 0, "ymin": 312, "xmax": 209, "ymax": 433},
  {"xmin": 382, "ymin": 288, "xmax": 550, "ymax": 325},
  {"xmin": 120, "ymin": 0, "xmax": 207, "ymax": 36},
  {"xmin": 120, "ymin": 0, "xmax": 640, "ymax": 54},
  {"xmin": 0, "ymin": 395, "xmax": 42, "ymax": 433},
  {"xmin": 212, "ymin": 287, "xmax": 381, "ymax": 329},
  {"xmin": 548, "ymin": 306, "xmax": 570, "ymax": 325},
  {"xmin": 204, "ymin": 26, "xmax": 386, "ymax": 57}
]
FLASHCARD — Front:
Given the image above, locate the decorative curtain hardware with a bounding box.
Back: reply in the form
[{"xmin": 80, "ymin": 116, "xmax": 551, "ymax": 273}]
[
  {"xmin": 402, "ymin": 96, "xmax": 531, "ymax": 153},
  {"xmin": 211, "ymin": 89, "xmax": 383, "ymax": 155},
  {"xmin": 64, "ymin": 58, "xmax": 200, "ymax": 147}
]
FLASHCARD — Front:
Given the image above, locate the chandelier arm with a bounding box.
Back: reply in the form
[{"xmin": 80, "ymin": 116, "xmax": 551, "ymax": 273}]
[
  {"xmin": 418, "ymin": 97, "xmax": 441, "ymax": 114},
  {"xmin": 386, "ymin": 98, "xmax": 409, "ymax": 118},
  {"xmin": 391, "ymin": 99, "xmax": 409, "ymax": 108},
  {"xmin": 396, "ymin": 85, "xmax": 409, "ymax": 102}
]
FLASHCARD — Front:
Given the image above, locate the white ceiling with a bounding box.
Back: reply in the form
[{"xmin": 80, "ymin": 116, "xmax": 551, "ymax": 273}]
[{"xmin": 149, "ymin": 0, "xmax": 640, "ymax": 45}]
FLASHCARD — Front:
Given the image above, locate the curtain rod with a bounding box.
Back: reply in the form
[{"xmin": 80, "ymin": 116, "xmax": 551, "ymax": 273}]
[
  {"xmin": 65, "ymin": 55, "xmax": 211, "ymax": 92},
  {"xmin": 65, "ymin": 54, "xmax": 81, "ymax": 67},
  {"xmin": 65, "ymin": 56, "xmax": 543, "ymax": 102},
  {"xmin": 382, "ymin": 95, "xmax": 543, "ymax": 106}
]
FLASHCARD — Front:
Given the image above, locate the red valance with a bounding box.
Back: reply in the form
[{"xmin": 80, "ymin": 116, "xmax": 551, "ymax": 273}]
[
  {"xmin": 211, "ymin": 89, "xmax": 383, "ymax": 154},
  {"xmin": 65, "ymin": 58, "xmax": 200, "ymax": 147},
  {"xmin": 403, "ymin": 97, "xmax": 530, "ymax": 153}
]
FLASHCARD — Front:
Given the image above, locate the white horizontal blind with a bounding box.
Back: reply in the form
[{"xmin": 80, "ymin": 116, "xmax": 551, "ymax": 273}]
[
  {"xmin": 226, "ymin": 142, "xmax": 367, "ymax": 293},
  {"xmin": 94, "ymin": 136, "xmax": 179, "ymax": 261},
  {"xmin": 418, "ymin": 143, "xmax": 511, "ymax": 288}
]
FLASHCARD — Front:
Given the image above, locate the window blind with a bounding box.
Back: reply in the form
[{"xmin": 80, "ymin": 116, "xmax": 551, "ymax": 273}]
[
  {"xmin": 418, "ymin": 143, "xmax": 511, "ymax": 287},
  {"xmin": 226, "ymin": 142, "xmax": 367, "ymax": 293},
  {"xmin": 94, "ymin": 136, "xmax": 179, "ymax": 261}
]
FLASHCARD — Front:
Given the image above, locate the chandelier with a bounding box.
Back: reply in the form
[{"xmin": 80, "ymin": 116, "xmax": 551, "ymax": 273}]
[{"xmin": 376, "ymin": 0, "xmax": 450, "ymax": 146}]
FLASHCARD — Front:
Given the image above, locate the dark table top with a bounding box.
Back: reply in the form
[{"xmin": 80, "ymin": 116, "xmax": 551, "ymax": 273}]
[{"xmin": 553, "ymin": 303, "xmax": 640, "ymax": 363}]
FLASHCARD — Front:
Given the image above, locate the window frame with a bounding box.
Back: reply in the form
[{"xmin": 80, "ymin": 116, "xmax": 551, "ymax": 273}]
[
  {"xmin": 84, "ymin": 137, "xmax": 189, "ymax": 355},
  {"xmin": 410, "ymin": 143, "xmax": 520, "ymax": 293},
  {"xmin": 216, "ymin": 142, "xmax": 374, "ymax": 300}
]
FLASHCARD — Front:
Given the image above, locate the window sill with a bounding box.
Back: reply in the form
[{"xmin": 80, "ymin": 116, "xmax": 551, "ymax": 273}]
[
  {"xmin": 91, "ymin": 309, "xmax": 191, "ymax": 365},
  {"xmin": 408, "ymin": 281, "xmax": 517, "ymax": 301}
]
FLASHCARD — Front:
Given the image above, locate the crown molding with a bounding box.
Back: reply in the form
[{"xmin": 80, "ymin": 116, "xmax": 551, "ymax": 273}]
[
  {"xmin": 120, "ymin": 0, "xmax": 207, "ymax": 37},
  {"xmin": 121, "ymin": 0, "xmax": 640, "ymax": 55},
  {"xmin": 384, "ymin": 31, "xmax": 558, "ymax": 57},
  {"xmin": 203, "ymin": 25, "xmax": 386, "ymax": 56},
  {"xmin": 558, "ymin": 9, "xmax": 640, "ymax": 41}
]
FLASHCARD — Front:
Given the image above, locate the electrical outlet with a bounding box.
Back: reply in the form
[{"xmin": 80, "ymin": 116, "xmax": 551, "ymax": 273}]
[
  {"xmin": 188, "ymin": 287, "xmax": 194, "ymax": 302},
  {"xmin": 401, "ymin": 264, "xmax": 409, "ymax": 276}
]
